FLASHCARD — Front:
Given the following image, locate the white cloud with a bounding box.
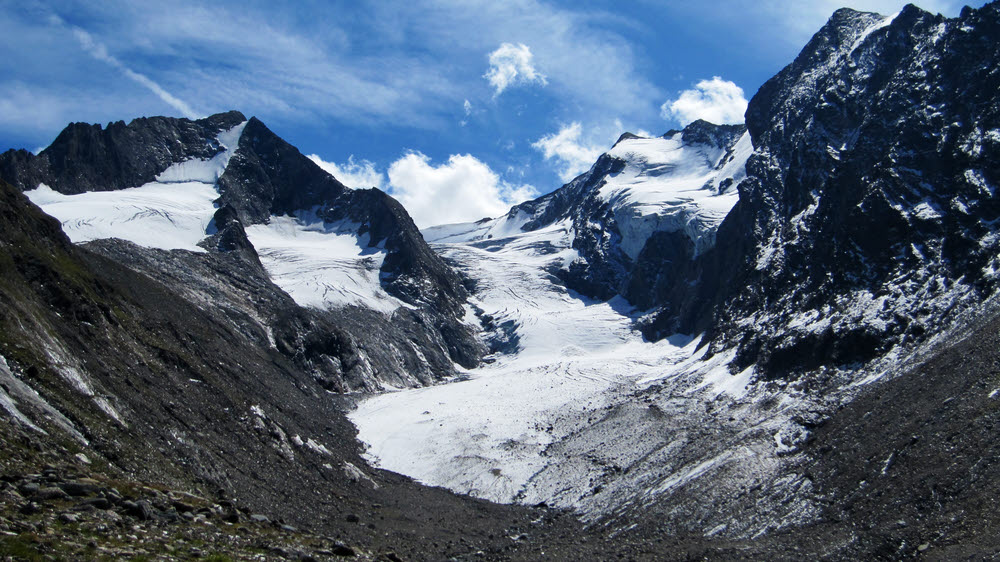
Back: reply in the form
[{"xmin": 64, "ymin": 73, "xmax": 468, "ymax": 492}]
[
  {"xmin": 306, "ymin": 154, "xmax": 384, "ymax": 190},
  {"xmin": 660, "ymin": 77, "xmax": 748, "ymax": 126},
  {"xmin": 484, "ymin": 42, "xmax": 547, "ymax": 97},
  {"xmin": 463, "ymin": 99, "xmax": 473, "ymax": 115},
  {"xmin": 420, "ymin": 2, "xmax": 659, "ymax": 118},
  {"xmin": 386, "ymin": 152, "xmax": 537, "ymax": 228},
  {"xmin": 532, "ymin": 122, "xmax": 606, "ymax": 182},
  {"xmin": 3, "ymin": 1, "xmax": 665, "ymax": 145},
  {"xmin": 67, "ymin": 24, "xmax": 199, "ymax": 119}
]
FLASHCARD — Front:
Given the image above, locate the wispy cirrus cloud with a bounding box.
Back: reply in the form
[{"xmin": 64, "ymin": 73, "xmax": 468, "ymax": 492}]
[
  {"xmin": 2, "ymin": 0, "xmax": 663, "ymax": 153},
  {"xmin": 63, "ymin": 19, "xmax": 200, "ymax": 119},
  {"xmin": 3, "ymin": 1, "xmax": 457, "ymax": 132}
]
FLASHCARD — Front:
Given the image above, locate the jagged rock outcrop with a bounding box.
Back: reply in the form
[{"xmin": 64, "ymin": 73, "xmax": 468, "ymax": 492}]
[
  {"xmin": 0, "ymin": 111, "xmax": 246, "ymax": 194},
  {"xmin": 636, "ymin": 3, "xmax": 1000, "ymax": 381},
  {"xmin": 0, "ymin": 111, "xmax": 484, "ymax": 390},
  {"xmin": 425, "ymin": 119, "xmax": 751, "ymax": 309}
]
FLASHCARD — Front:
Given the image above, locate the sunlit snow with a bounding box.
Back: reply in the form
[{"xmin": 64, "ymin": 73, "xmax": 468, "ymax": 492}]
[
  {"xmin": 602, "ymin": 131, "xmax": 752, "ymax": 258},
  {"xmin": 351, "ymin": 128, "xmax": 764, "ymax": 513},
  {"xmin": 351, "ymin": 214, "xmax": 752, "ymax": 508},
  {"xmin": 25, "ymin": 121, "xmax": 247, "ymax": 253},
  {"xmin": 244, "ymin": 213, "xmax": 408, "ymax": 313}
]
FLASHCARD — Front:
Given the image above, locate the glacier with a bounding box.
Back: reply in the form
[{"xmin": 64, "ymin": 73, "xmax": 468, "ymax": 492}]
[{"xmin": 24, "ymin": 121, "xmax": 247, "ymax": 253}]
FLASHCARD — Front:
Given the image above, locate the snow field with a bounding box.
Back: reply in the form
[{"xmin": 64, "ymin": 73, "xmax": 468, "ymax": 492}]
[
  {"xmin": 24, "ymin": 120, "xmax": 404, "ymax": 315},
  {"xmin": 244, "ymin": 214, "xmax": 408, "ymax": 313},
  {"xmin": 602, "ymin": 132, "xmax": 752, "ymax": 258},
  {"xmin": 25, "ymin": 121, "xmax": 248, "ymax": 253}
]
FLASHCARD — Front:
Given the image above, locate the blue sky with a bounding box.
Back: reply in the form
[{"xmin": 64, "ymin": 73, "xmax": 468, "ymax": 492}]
[{"xmin": 0, "ymin": 0, "xmax": 986, "ymax": 226}]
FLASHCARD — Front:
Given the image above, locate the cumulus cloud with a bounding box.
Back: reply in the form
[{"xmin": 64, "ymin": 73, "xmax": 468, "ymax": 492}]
[
  {"xmin": 484, "ymin": 42, "xmax": 547, "ymax": 97},
  {"xmin": 532, "ymin": 122, "xmax": 605, "ymax": 182},
  {"xmin": 386, "ymin": 152, "xmax": 537, "ymax": 228},
  {"xmin": 307, "ymin": 154, "xmax": 384, "ymax": 189},
  {"xmin": 660, "ymin": 77, "xmax": 748, "ymax": 126}
]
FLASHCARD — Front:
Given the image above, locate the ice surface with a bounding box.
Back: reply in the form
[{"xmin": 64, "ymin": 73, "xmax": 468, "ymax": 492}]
[
  {"xmin": 25, "ymin": 121, "xmax": 247, "ymax": 253},
  {"xmin": 351, "ymin": 213, "xmax": 755, "ymax": 508},
  {"xmin": 245, "ymin": 213, "xmax": 408, "ymax": 313},
  {"xmin": 26, "ymin": 182, "xmax": 222, "ymax": 253},
  {"xmin": 601, "ymin": 131, "xmax": 752, "ymax": 258}
]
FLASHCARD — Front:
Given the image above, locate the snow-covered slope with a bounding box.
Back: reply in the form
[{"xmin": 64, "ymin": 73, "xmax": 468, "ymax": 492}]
[
  {"xmin": 424, "ymin": 121, "xmax": 751, "ymax": 311},
  {"xmin": 426, "ymin": 122, "xmax": 749, "ymax": 261},
  {"xmin": 352, "ymin": 218, "xmax": 751, "ymax": 512},
  {"xmin": 601, "ymin": 129, "xmax": 751, "ymax": 259},
  {"xmin": 23, "ymin": 121, "xmax": 246, "ymax": 253},
  {"xmin": 4, "ymin": 111, "xmax": 484, "ymax": 391},
  {"xmin": 20, "ymin": 118, "xmax": 408, "ymax": 315},
  {"xmin": 16, "ymin": 116, "xmax": 439, "ymax": 319},
  {"xmin": 244, "ymin": 214, "xmax": 408, "ymax": 313}
]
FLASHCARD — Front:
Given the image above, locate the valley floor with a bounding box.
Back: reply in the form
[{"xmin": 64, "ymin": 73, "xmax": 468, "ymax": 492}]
[{"xmin": 350, "ymin": 221, "xmax": 757, "ymax": 522}]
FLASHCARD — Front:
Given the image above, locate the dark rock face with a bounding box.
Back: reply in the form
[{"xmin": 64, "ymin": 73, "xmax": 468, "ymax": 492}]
[
  {"xmin": 0, "ymin": 110, "xmax": 483, "ymax": 386},
  {"xmin": 667, "ymin": 120, "xmax": 746, "ymax": 152},
  {"xmin": 640, "ymin": 3, "xmax": 1000, "ymax": 380},
  {"xmin": 215, "ymin": 116, "xmax": 478, "ymax": 363},
  {"xmin": 0, "ymin": 111, "xmax": 246, "ymax": 193},
  {"xmin": 216, "ymin": 116, "xmax": 348, "ymax": 225}
]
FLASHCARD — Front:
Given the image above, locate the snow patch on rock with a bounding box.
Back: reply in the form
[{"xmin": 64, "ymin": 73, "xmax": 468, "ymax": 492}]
[{"xmin": 601, "ymin": 131, "xmax": 752, "ymax": 259}]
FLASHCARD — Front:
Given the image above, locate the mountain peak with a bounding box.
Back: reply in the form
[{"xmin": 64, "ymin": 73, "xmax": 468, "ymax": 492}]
[
  {"xmin": 197, "ymin": 109, "xmax": 247, "ymax": 129},
  {"xmin": 613, "ymin": 132, "xmax": 643, "ymax": 147},
  {"xmin": 680, "ymin": 119, "xmax": 748, "ymax": 150},
  {"xmin": 0, "ymin": 111, "xmax": 251, "ymax": 194}
]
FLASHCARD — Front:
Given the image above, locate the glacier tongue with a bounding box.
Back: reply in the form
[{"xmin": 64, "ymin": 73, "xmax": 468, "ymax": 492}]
[
  {"xmin": 350, "ymin": 220, "xmax": 690, "ymax": 504},
  {"xmin": 349, "ymin": 213, "xmax": 801, "ymax": 526},
  {"xmin": 348, "ymin": 123, "xmax": 784, "ymax": 525}
]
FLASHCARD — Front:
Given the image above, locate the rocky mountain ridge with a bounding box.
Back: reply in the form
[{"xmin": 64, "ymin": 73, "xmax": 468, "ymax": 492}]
[
  {"xmin": 691, "ymin": 2, "xmax": 1000, "ymax": 380},
  {"xmin": 425, "ymin": 118, "xmax": 751, "ymax": 312},
  {"xmin": 0, "ymin": 111, "xmax": 483, "ymax": 392}
]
